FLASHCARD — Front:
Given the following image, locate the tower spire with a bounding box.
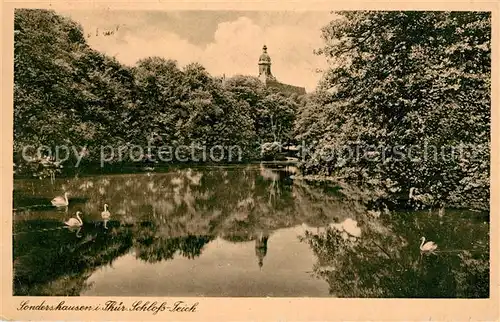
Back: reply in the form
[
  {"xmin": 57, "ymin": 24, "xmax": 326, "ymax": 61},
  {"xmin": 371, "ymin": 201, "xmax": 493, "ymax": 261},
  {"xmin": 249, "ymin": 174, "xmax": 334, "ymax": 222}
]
[{"xmin": 258, "ymin": 44, "xmax": 275, "ymax": 83}]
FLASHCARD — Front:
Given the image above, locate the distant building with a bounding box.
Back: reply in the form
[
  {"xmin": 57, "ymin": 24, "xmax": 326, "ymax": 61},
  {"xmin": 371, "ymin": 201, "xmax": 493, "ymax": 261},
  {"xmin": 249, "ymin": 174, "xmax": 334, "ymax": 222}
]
[{"xmin": 258, "ymin": 45, "xmax": 306, "ymax": 96}]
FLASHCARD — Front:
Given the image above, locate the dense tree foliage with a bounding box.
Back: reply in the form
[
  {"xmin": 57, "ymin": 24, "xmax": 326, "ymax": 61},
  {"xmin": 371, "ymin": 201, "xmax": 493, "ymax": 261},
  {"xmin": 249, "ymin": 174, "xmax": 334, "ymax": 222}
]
[
  {"xmin": 14, "ymin": 9, "xmax": 135, "ymax": 168},
  {"xmin": 224, "ymin": 75, "xmax": 298, "ymax": 145},
  {"xmin": 13, "ymin": 9, "xmax": 299, "ymax": 174},
  {"xmin": 296, "ymin": 11, "xmax": 490, "ymax": 210},
  {"xmin": 129, "ymin": 59, "xmax": 256, "ymax": 160}
]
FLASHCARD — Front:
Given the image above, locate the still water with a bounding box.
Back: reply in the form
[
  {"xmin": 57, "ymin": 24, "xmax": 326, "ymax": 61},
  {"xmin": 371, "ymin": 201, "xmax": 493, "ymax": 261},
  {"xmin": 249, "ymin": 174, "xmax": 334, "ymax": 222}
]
[{"xmin": 13, "ymin": 164, "xmax": 489, "ymax": 297}]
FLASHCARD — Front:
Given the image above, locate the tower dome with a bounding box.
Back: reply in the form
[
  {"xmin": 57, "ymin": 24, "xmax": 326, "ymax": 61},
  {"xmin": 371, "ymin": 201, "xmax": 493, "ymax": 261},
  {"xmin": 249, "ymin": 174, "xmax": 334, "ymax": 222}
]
[
  {"xmin": 259, "ymin": 45, "xmax": 271, "ymax": 63},
  {"xmin": 255, "ymin": 44, "xmax": 306, "ymax": 95},
  {"xmin": 258, "ymin": 45, "xmax": 275, "ymax": 83}
]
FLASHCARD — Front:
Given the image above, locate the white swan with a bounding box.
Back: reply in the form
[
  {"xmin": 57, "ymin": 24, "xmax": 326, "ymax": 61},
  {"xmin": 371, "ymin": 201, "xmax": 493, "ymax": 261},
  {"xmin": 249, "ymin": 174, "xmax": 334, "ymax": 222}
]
[
  {"xmin": 51, "ymin": 192, "xmax": 69, "ymax": 207},
  {"xmin": 101, "ymin": 204, "xmax": 111, "ymax": 219},
  {"xmin": 65, "ymin": 211, "xmax": 83, "ymax": 227},
  {"xmin": 420, "ymin": 236, "xmax": 438, "ymax": 252}
]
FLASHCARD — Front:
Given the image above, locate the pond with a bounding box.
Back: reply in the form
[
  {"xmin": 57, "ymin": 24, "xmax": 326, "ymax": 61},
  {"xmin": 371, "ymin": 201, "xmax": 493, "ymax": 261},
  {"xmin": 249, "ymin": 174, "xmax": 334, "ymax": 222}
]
[{"xmin": 12, "ymin": 163, "xmax": 489, "ymax": 297}]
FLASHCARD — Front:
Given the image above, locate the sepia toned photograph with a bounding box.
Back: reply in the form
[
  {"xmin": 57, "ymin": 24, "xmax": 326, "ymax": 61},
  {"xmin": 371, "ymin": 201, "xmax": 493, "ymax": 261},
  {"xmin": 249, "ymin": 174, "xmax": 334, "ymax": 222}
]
[{"xmin": 11, "ymin": 7, "xmax": 491, "ymax": 301}]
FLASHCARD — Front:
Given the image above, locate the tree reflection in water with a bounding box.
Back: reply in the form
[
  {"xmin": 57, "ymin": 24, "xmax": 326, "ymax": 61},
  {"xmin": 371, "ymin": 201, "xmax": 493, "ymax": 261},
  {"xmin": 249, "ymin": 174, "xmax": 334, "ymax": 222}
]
[
  {"xmin": 13, "ymin": 220, "xmax": 134, "ymax": 296},
  {"xmin": 13, "ymin": 164, "xmax": 489, "ymax": 297},
  {"xmin": 134, "ymin": 234, "xmax": 215, "ymax": 263},
  {"xmin": 300, "ymin": 208, "xmax": 489, "ymax": 298},
  {"xmin": 255, "ymin": 230, "xmax": 269, "ymax": 269}
]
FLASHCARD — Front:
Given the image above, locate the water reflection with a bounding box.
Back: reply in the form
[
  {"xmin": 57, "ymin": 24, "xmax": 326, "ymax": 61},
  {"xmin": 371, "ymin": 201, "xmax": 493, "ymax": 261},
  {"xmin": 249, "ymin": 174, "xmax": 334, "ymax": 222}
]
[
  {"xmin": 255, "ymin": 230, "xmax": 269, "ymax": 269},
  {"xmin": 13, "ymin": 164, "xmax": 489, "ymax": 297},
  {"xmin": 300, "ymin": 209, "xmax": 489, "ymax": 298}
]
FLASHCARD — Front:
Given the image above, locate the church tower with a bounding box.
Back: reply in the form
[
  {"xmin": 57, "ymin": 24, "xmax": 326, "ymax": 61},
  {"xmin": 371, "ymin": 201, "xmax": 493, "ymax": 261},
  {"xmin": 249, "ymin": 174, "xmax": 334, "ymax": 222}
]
[
  {"xmin": 258, "ymin": 45, "xmax": 276, "ymax": 84},
  {"xmin": 256, "ymin": 44, "xmax": 306, "ymax": 95}
]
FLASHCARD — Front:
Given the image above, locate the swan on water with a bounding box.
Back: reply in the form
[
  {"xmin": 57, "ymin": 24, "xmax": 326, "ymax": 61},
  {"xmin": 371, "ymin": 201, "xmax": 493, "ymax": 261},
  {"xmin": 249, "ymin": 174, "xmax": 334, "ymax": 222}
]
[
  {"xmin": 65, "ymin": 211, "xmax": 83, "ymax": 227},
  {"xmin": 101, "ymin": 204, "xmax": 111, "ymax": 219},
  {"xmin": 51, "ymin": 192, "xmax": 69, "ymax": 207},
  {"xmin": 419, "ymin": 236, "xmax": 438, "ymax": 253}
]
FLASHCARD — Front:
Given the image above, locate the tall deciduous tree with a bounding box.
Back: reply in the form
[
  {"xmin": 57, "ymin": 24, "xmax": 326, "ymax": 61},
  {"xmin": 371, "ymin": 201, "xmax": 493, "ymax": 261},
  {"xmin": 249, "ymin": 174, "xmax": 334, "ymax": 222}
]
[
  {"xmin": 225, "ymin": 75, "xmax": 298, "ymax": 146},
  {"xmin": 14, "ymin": 9, "xmax": 136, "ymax": 169},
  {"xmin": 298, "ymin": 11, "xmax": 490, "ymax": 210}
]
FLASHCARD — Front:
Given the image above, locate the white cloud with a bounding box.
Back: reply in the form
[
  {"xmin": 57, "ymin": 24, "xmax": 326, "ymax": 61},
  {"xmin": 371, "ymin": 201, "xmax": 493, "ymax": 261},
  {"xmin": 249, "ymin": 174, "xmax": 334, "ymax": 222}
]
[
  {"xmin": 202, "ymin": 17, "xmax": 327, "ymax": 91},
  {"xmin": 68, "ymin": 13, "xmax": 329, "ymax": 91},
  {"xmin": 84, "ymin": 22, "xmax": 203, "ymax": 67}
]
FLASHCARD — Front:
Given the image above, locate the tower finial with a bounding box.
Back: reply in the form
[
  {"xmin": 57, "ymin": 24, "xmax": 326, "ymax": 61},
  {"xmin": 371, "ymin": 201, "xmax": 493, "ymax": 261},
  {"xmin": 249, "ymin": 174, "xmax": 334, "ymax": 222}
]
[{"xmin": 258, "ymin": 44, "xmax": 274, "ymax": 82}]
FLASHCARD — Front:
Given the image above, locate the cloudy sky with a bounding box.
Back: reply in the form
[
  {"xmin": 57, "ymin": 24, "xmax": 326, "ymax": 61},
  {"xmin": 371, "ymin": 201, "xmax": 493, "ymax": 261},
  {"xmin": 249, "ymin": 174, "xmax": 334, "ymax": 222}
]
[{"xmin": 59, "ymin": 10, "xmax": 334, "ymax": 91}]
